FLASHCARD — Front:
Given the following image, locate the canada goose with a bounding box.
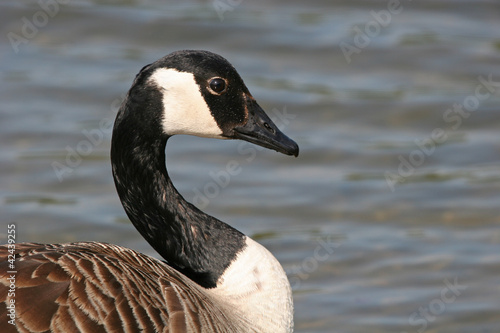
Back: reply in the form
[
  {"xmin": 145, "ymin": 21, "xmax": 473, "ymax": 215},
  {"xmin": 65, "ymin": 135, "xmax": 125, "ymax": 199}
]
[{"xmin": 0, "ymin": 50, "xmax": 299, "ymax": 332}]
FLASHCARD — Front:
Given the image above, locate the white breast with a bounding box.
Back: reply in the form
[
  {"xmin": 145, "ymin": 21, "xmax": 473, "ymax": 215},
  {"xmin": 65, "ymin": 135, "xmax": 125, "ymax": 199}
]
[{"xmin": 208, "ymin": 236, "xmax": 294, "ymax": 333}]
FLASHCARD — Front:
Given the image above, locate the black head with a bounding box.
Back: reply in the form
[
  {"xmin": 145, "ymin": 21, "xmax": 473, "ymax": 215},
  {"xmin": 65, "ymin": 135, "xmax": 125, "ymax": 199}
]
[{"xmin": 127, "ymin": 50, "xmax": 299, "ymax": 156}]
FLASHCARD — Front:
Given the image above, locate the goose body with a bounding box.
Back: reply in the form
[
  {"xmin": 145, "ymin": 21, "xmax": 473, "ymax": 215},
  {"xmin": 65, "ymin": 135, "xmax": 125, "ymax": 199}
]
[{"xmin": 0, "ymin": 50, "xmax": 298, "ymax": 332}]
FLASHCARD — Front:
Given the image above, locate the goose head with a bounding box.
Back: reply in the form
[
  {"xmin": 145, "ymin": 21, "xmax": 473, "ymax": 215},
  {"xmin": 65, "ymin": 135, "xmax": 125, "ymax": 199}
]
[{"xmin": 122, "ymin": 50, "xmax": 299, "ymax": 156}]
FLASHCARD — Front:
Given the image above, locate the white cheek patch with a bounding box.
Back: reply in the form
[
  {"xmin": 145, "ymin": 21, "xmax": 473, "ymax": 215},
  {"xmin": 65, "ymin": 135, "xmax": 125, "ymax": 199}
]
[{"xmin": 149, "ymin": 68, "xmax": 224, "ymax": 138}]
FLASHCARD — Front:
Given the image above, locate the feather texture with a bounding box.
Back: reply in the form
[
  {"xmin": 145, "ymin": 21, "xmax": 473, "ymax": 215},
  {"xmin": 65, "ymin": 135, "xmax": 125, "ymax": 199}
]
[{"xmin": 0, "ymin": 242, "xmax": 250, "ymax": 332}]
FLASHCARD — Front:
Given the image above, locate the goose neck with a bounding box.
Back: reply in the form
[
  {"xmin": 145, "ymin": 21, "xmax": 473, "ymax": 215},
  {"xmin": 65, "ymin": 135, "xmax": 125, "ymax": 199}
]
[{"xmin": 111, "ymin": 117, "xmax": 245, "ymax": 288}]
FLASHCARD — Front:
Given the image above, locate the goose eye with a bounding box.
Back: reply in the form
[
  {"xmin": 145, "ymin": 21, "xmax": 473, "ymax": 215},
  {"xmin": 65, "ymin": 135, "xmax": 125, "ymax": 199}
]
[{"xmin": 209, "ymin": 78, "xmax": 226, "ymax": 94}]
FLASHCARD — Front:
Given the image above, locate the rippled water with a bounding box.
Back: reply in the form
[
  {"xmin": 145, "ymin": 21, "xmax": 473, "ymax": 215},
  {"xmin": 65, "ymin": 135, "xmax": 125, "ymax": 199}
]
[{"xmin": 2, "ymin": 0, "xmax": 500, "ymax": 332}]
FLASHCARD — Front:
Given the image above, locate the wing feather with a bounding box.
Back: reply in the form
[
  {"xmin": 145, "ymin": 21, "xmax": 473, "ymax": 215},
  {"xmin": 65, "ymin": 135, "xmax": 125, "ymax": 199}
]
[{"xmin": 0, "ymin": 242, "xmax": 242, "ymax": 333}]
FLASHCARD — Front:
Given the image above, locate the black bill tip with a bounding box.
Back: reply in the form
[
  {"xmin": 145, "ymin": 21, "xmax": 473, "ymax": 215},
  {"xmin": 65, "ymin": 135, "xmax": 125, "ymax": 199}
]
[
  {"xmin": 234, "ymin": 126, "xmax": 299, "ymax": 157},
  {"xmin": 232, "ymin": 98, "xmax": 299, "ymax": 157}
]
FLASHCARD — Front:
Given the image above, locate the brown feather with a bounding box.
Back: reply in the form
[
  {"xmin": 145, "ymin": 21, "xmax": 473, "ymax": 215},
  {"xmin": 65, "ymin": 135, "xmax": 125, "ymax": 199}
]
[{"xmin": 0, "ymin": 242, "xmax": 246, "ymax": 333}]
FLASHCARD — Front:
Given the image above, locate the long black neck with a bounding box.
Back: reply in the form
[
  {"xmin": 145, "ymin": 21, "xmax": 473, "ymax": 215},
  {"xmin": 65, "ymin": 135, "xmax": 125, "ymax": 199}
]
[{"xmin": 110, "ymin": 90, "xmax": 245, "ymax": 288}]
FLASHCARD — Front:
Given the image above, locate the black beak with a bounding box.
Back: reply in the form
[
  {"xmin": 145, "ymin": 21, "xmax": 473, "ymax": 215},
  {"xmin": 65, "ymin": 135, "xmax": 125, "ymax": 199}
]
[{"xmin": 233, "ymin": 97, "xmax": 299, "ymax": 157}]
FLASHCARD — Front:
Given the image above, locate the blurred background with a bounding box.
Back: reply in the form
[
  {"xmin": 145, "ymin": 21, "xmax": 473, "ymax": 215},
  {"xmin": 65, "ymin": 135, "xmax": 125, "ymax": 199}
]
[{"xmin": 1, "ymin": 0, "xmax": 500, "ymax": 332}]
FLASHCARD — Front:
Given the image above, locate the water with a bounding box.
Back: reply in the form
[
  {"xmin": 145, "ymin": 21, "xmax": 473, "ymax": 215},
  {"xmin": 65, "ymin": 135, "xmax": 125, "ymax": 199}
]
[{"xmin": 1, "ymin": 0, "xmax": 500, "ymax": 332}]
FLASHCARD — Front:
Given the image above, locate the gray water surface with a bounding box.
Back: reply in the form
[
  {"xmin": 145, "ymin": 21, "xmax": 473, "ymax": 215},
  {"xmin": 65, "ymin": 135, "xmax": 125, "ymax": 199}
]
[{"xmin": 1, "ymin": 1, "xmax": 500, "ymax": 332}]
